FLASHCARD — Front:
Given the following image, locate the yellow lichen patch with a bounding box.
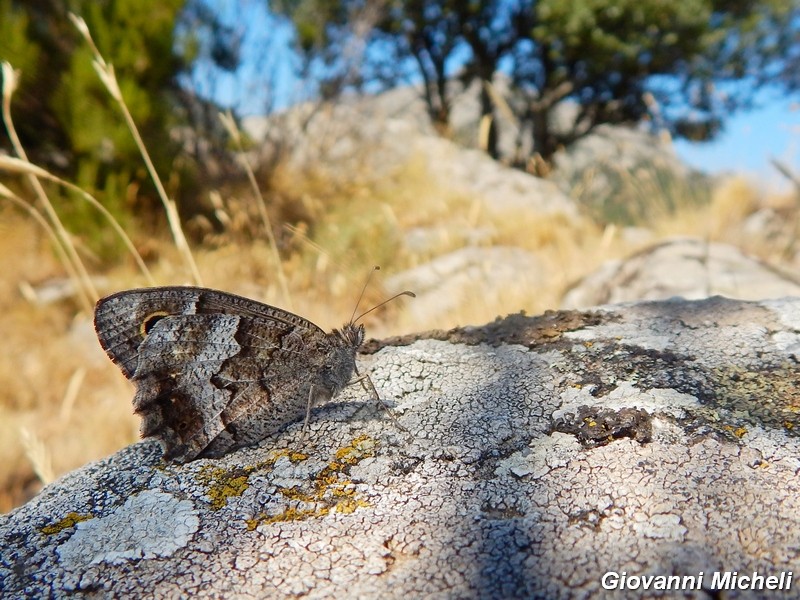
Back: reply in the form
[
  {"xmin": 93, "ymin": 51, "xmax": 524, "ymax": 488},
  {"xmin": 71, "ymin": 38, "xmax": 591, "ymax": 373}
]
[
  {"xmin": 197, "ymin": 464, "xmax": 257, "ymax": 511},
  {"xmin": 265, "ymin": 506, "xmax": 322, "ymax": 523},
  {"xmin": 266, "ymin": 448, "xmax": 309, "ymax": 464},
  {"xmin": 330, "ymin": 485, "xmax": 355, "ymax": 498},
  {"xmin": 40, "ymin": 512, "xmax": 94, "ymax": 535},
  {"xmin": 336, "ymin": 497, "xmax": 370, "ymax": 514},
  {"xmin": 246, "ymin": 505, "xmax": 332, "ymax": 530},
  {"xmin": 197, "ymin": 452, "xmax": 309, "ymax": 511},
  {"xmin": 722, "ymin": 424, "xmax": 748, "ymax": 439},
  {"xmin": 245, "ymin": 436, "xmax": 376, "ymax": 530},
  {"xmin": 278, "ymin": 486, "xmax": 315, "ymax": 502},
  {"xmin": 333, "ymin": 435, "xmax": 376, "ymax": 465}
]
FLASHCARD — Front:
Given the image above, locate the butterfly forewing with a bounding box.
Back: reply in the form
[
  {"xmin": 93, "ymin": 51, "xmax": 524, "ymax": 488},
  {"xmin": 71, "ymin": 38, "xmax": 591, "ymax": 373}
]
[{"xmin": 94, "ymin": 286, "xmax": 325, "ymax": 377}]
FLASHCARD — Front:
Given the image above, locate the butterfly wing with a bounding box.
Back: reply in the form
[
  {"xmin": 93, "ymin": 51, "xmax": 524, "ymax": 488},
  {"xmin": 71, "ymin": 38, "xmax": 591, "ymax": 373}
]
[
  {"xmin": 94, "ymin": 286, "xmax": 324, "ymax": 378},
  {"xmin": 94, "ymin": 287, "xmax": 330, "ymax": 462}
]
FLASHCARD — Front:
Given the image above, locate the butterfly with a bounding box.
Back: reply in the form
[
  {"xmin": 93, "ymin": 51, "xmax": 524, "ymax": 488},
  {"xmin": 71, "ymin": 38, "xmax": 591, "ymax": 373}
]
[{"xmin": 94, "ymin": 286, "xmax": 406, "ymax": 463}]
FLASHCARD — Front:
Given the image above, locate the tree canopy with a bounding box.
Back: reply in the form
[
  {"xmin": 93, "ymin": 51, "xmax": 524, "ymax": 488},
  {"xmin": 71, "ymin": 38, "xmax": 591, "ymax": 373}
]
[
  {"xmin": 0, "ymin": 0, "xmax": 241, "ymax": 242},
  {"xmin": 2, "ymin": 0, "xmax": 797, "ymax": 208},
  {"xmin": 276, "ymin": 0, "xmax": 800, "ymax": 164}
]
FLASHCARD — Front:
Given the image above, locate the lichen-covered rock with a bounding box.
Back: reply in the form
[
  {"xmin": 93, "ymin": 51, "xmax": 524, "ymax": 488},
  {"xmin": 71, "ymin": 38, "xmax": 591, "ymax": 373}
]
[{"xmin": 2, "ymin": 296, "xmax": 799, "ymax": 599}]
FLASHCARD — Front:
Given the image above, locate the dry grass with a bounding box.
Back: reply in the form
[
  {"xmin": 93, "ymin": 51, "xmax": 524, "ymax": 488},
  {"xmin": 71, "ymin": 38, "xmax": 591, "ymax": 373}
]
[{"xmin": 2, "ymin": 147, "xmax": 799, "ymax": 512}]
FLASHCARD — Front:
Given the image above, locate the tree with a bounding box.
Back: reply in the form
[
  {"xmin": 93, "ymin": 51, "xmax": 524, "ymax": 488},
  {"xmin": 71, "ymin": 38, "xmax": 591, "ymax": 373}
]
[
  {"xmin": 1, "ymin": 1, "xmax": 184, "ymax": 200},
  {"xmin": 0, "ymin": 0, "xmax": 241, "ymax": 247},
  {"xmin": 515, "ymin": 0, "xmax": 799, "ymax": 164},
  {"xmin": 275, "ymin": 0, "xmax": 800, "ymax": 166},
  {"xmin": 374, "ymin": 1, "xmax": 462, "ymax": 129},
  {"xmin": 272, "ymin": 0, "xmax": 389, "ymax": 101}
]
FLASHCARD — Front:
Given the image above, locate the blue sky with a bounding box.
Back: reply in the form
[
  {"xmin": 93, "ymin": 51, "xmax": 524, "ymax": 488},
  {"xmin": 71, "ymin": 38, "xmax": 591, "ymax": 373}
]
[{"xmin": 673, "ymin": 97, "xmax": 799, "ymax": 193}]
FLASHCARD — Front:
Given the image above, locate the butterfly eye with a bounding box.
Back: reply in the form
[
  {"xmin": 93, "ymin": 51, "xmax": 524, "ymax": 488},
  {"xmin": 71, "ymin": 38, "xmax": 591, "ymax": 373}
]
[{"xmin": 140, "ymin": 311, "xmax": 170, "ymax": 338}]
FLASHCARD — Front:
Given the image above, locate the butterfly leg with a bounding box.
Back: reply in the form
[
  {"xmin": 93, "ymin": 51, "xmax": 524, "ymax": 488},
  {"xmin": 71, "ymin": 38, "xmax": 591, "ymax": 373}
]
[
  {"xmin": 351, "ymin": 366, "xmax": 409, "ymax": 434},
  {"xmin": 295, "ymin": 385, "xmax": 317, "ymax": 445}
]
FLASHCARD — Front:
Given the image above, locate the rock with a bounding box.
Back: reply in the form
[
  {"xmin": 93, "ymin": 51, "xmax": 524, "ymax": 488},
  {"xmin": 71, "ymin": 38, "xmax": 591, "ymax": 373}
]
[
  {"xmin": 562, "ymin": 237, "xmax": 800, "ymax": 309},
  {"xmin": 3, "ymin": 296, "xmax": 800, "ymax": 598},
  {"xmin": 546, "ymin": 123, "xmax": 712, "ymax": 225},
  {"xmin": 550, "ymin": 123, "xmax": 690, "ymax": 186},
  {"xmin": 416, "ymin": 135, "xmax": 576, "ymax": 218},
  {"xmin": 18, "ymin": 277, "xmax": 109, "ymax": 306},
  {"xmin": 386, "ymin": 246, "xmax": 545, "ymax": 325},
  {"xmin": 243, "ymin": 86, "xmax": 577, "ymax": 221}
]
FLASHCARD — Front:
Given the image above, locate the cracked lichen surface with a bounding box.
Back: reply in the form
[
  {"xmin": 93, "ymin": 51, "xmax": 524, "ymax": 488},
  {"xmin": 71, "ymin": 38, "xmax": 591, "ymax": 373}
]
[
  {"xmin": 56, "ymin": 490, "xmax": 199, "ymax": 567},
  {"xmin": 2, "ymin": 296, "xmax": 800, "ymax": 599},
  {"xmin": 197, "ymin": 449, "xmax": 307, "ymax": 511}
]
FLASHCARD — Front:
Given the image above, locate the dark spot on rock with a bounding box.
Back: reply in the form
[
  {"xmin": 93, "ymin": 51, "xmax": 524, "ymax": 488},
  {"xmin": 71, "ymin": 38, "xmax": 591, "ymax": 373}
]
[{"xmin": 551, "ymin": 406, "xmax": 652, "ymax": 448}]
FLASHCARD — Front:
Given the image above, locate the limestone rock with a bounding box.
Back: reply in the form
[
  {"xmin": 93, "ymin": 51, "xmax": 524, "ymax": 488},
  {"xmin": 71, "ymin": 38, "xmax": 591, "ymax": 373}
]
[
  {"xmin": 386, "ymin": 246, "xmax": 545, "ymax": 326},
  {"xmin": 242, "ymin": 87, "xmax": 577, "ymax": 220},
  {"xmin": 2, "ymin": 296, "xmax": 800, "ymax": 598},
  {"xmin": 562, "ymin": 237, "xmax": 800, "ymax": 309}
]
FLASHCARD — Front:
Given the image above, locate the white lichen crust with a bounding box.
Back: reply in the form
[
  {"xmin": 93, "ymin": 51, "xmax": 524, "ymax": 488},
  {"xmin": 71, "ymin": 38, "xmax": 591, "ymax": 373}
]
[{"xmin": 56, "ymin": 490, "xmax": 199, "ymax": 566}]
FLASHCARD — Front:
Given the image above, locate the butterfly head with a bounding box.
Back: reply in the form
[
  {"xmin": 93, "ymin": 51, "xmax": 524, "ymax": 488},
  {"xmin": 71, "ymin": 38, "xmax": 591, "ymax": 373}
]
[{"xmin": 337, "ymin": 322, "xmax": 365, "ymax": 350}]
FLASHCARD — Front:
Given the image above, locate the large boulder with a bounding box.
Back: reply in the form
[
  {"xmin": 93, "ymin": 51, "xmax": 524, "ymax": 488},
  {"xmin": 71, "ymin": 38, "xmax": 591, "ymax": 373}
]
[
  {"xmin": 2, "ymin": 296, "xmax": 799, "ymax": 598},
  {"xmin": 562, "ymin": 237, "xmax": 800, "ymax": 309}
]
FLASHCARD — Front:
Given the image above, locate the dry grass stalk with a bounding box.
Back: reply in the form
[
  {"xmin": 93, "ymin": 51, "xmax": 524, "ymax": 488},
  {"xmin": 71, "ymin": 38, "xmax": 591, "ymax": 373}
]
[
  {"xmin": 219, "ymin": 110, "xmax": 292, "ymax": 308},
  {"xmin": 19, "ymin": 427, "xmax": 55, "ymax": 486},
  {"xmin": 69, "ymin": 12, "xmax": 203, "ymax": 286},
  {"xmin": 59, "ymin": 368, "xmax": 86, "ymax": 423},
  {"xmin": 0, "ymin": 156, "xmax": 155, "ymax": 286},
  {"xmin": 0, "ymin": 190, "xmax": 77, "ymax": 290},
  {"xmin": 1, "ymin": 63, "xmax": 96, "ymax": 313}
]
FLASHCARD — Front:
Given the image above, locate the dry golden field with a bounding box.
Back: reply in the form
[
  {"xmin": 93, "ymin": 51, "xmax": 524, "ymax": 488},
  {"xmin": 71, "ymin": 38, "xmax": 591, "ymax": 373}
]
[{"xmin": 0, "ymin": 145, "xmax": 797, "ymax": 513}]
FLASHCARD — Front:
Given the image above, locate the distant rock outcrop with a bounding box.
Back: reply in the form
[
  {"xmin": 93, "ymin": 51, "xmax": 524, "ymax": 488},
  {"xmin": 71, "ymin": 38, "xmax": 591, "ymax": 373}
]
[
  {"xmin": 243, "ymin": 86, "xmax": 577, "ymax": 222},
  {"xmin": 386, "ymin": 246, "xmax": 544, "ymax": 325}
]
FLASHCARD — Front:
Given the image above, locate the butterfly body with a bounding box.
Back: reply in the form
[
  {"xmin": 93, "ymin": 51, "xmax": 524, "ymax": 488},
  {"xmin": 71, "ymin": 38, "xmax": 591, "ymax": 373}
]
[{"xmin": 94, "ymin": 287, "xmax": 364, "ymax": 463}]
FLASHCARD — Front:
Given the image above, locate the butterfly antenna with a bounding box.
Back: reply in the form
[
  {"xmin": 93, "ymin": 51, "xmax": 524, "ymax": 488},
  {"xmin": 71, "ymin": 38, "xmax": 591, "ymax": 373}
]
[
  {"xmin": 350, "ymin": 266, "xmax": 381, "ymax": 324},
  {"xmin": 354, "ymin": 290, "xmax": 415, "ymax": 324}
]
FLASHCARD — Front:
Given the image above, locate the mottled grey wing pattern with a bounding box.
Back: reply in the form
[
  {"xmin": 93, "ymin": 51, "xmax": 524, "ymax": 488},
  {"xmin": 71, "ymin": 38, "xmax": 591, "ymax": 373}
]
[
  {"xmin": 94, "ymin": 287, "xmax": 325, "ymax": 378},
  {"xmin": 94, "ymin": 286, "xmax": 361, "ymax": 463}
]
